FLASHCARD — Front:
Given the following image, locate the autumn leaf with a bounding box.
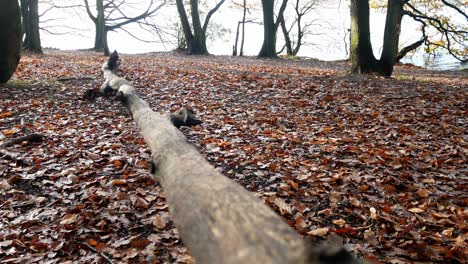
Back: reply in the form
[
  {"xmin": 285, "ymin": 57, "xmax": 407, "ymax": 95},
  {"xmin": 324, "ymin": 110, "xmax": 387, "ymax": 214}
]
[
  {"xmin": 308, "ymin": 227, "xmax": 329, "ymax": 236},
  {"xmin": 408, "ymin": 207, "xmax": 425, "ymax": 213}
]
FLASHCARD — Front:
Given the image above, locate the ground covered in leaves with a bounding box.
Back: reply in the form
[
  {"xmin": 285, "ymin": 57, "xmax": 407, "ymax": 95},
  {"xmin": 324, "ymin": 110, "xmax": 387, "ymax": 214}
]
[{"xmin": 0, "ymin": 50, "xmax": 466, "ymax": 263}]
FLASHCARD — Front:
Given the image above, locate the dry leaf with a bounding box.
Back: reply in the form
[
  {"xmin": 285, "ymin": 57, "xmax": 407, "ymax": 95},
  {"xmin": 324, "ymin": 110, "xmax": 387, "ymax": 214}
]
[
  {"xmin": 152, "ymin": 216, "xmax": 166, "ymax": 229},
  {"xmin": 332, "ymin": 219, "xmax": 346, "ymax": 227},
  {"xmin": 408, "ymin": 207, "xmax": 424, "ymax": 213},
  {"xmin": 308, "ymin": 227, "xmax": 329, "ymax": 236},
  {"xmin": 416, "ymin": 188, "xmax": 430, "ymax": 198},
  {"xmin": 273, "ymin": 198, "xmax": 292, "ymax": 215},
  {"xmin": 60, "ymin": 214, "xmax": 78, "ymax": 225}
]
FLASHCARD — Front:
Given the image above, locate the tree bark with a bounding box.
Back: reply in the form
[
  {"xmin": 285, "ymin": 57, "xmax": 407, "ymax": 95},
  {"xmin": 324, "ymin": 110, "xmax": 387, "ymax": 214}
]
[
  {"xmin": 350, "ymin": 0, "xmax": 378, "ymax": 74},
  {"xmin": 20, "ymin": 0, "xmax": 42, "ymax": 53},
  {"xmin": 240, "ymin": 0, "xmax": 247, "ymax": 56},
  {"xmin": 233, "ymin": 22, "xmax": 241, "ymax": 56},
  {"xmin": 93, "ymin": 0, "xmax": 109, "ymax": 55},
  {"xmin": 350, "ymin": 0, "xmax": 406, "ymax": 76},
  {"xmin": 280, "ymin": 17, "xmax": 294, "ymax": 56},
  {"xmin": 395, "ymin": 37, "xmax": 426, "ymax": 62},
  {"xmin": 98, "ymin": 52, "xmax": 357, "ymax": 264},
  {"xmin": 175, "ymin": 0, "xmax": 194, "ymax": 51},
  {"xmin": 258, "ymin": 0, "xmax": 277, "ymax": 57},
  {"xmin": 190, "ymin": 0, "xmax": 208, "ymax": 54},
  {"xmin": 0, "ymin": 0, "xmax": 22, "ymax": 83},
  {"xmin": 379, "ymin": 0, "xmax": 404, "ymax": 76}
]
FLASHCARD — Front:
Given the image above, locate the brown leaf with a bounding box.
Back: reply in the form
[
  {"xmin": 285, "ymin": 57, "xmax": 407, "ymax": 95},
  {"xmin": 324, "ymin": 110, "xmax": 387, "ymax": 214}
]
[
  {"xmin": 416, "ymin": 188, "xmax": 430, "ymax": 198},
  {"xmin": 152, "ymin": 216, "xmax": 166, "ymax": 229},
  {"xmin": 408, "ymin": 207, "xmax": 424, "ymax": 213},
  {"xmin": 60, "ymin": 214, "xmax": 79, "ymax": 225},
  {"xmin": 133, "ymin": 197, "xmax": 149, "ymax": 209},
  {"xmin": 131, "ymin": 239, "xmax": 150, "ymax": 250}
]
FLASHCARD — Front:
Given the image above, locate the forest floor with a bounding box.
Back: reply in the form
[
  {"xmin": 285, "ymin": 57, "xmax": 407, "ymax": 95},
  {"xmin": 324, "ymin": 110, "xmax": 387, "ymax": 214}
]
[{"xmin": 0, "ymin": 50, "xmax": 466, "ymax": 263}]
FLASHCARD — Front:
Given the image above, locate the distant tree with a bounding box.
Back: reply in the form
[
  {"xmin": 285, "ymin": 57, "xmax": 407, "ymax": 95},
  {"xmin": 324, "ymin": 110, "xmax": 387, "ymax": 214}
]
[
  {"xmin": 175, "ymin": 0, "xmax": 227, "ymax": 55},
  {"xmin": 278, "ymin": 0, "xmax": 318, "ymax": 56},
  {"xmin": 83, "ymin": 0, "xmax": 166, "ymax": 55},
  {"xmin": 20, "ymin": 0, "xmax": 43, "ymax": 53},
  {"xmin": 258, "ymin": 0, "xmax": 288, "ymax": 58},
  {"xmin": 352, "ymin": 0, "xmax": 467, "ymax": 76},
  {"xmin": 350, "ymin": 0, "xmax": 403, "ymax": 76},
  {"xmin": 232, "ymin": 0, "xmax": 259, "ymax": 56},
  {"xmin": 0, "ymin": 0, "xmax": 22, "ymax": 83}
]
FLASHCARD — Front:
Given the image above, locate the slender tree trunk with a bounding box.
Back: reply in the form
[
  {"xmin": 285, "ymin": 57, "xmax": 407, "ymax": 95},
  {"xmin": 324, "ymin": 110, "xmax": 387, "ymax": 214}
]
[
  {"xmin": 258, "ymin": 0, "xmax": 277, "ymax": 58},
  {"xmin": 293, "ymin": 13, "xmax": 304, "ymax": 56},
  {"xmin": 0, "ymin": 0, "xmax": 22, "ymax": 83},
  {"xmin": 379, "ymin": 0, "xmax": 404, "ymax": 76},
  {"xmin": 175, "ymin": 0, "xmax": 194, "ymax": 53},
  {"xmin": 233, "ymin": 22, "xmax": 241, "ymax": 56},
  {"xmin": 280, "ymin": 17, "xmax": 293, "ymax": 56},
  {"xmin": 240, "ymin": 0, "xmax": 247, "ymax": 56},
  {"xmin": 350, "ymin": 0, "xmax": 378, "ymax": 73}
]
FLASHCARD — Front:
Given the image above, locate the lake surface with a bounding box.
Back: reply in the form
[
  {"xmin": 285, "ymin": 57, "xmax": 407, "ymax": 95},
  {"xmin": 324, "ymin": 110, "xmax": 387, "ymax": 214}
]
[{"xmin": 40, "ymin": 0, "xmax": 466, "ymax": 71}]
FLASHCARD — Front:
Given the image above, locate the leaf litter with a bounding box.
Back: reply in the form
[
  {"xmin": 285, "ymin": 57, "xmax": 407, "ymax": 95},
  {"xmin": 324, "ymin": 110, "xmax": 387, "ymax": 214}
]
[{"xmin": 0, "ymin": 50, "xmax": 466, "ymax": 263}]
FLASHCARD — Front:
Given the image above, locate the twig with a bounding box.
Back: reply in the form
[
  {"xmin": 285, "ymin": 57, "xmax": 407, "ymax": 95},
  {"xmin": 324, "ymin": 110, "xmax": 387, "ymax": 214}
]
[
  {"xmin": 0, "ymin": 133, "xmax": 44, "ymax": 148},
  {"xmin": 57, "ymin": 76, "xmax": 95, "ymax": 82},
  {"xmin": 74, "ymin": 240, "xmax": 114, "ymax": 264}
]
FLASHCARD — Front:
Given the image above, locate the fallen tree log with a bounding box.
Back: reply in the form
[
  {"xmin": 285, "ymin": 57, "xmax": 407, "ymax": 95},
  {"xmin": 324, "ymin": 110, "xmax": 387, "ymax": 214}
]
[{"xmin": 99, "ymin": 51, "xmax": 355, "ymax": 264}]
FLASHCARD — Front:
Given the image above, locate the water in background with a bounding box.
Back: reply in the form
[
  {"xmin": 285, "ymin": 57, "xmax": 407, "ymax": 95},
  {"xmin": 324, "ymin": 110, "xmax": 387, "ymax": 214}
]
[{"xmin": 401, "ymin": 54, "xmax": 467, "ymax": 71}]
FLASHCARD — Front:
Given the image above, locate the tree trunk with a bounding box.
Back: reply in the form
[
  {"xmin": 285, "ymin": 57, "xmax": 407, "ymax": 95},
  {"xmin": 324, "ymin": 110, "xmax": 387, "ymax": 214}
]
[
  {"xmin": 175, "ymin": 0, "xmax": 194, "ymax": 53},
  {"xmin": 350, "ymin": 0, "xmax": 378, "ymax": 74},
  {"xmin": 240, "ymin": 0, "xmax": 247, "ymax": 56},
  {"xmin": 98, "ymin": 52, "xmax": 357, "ymax": 264},
  {"xmin": 190, "ymin": 0, "xmax": 208, "ymax": 55},
  {"xmin": 93, "ymin": 0, "xmax": 109, "ymax": 55},
  {"xmin": 0, "ymin": 0, "xmax": 22, "ymax": 83},
  {"xmin": 20, "ymin": 0, "xmax": 42, "ymax": 53},
  {"xmin": 379, "ymin": 0, "xmax": 404, "ymax": 76},
  {"xmin": 280, "ymin": 17, "xmax": 294, "ymax": 56},
  {"xmin": 233, "ymin": 22, "xmax": 241, "ymax": 56},
  {"xmin": 258, "ymin": 0, "xmax": 277, "ymax": 58},
  {"xmin": 27, "ymin": 0, "xmax": 42, "ymax": 53},
  {"xmin": 20, "ymin": 0, "xmax": 29, "ymax": 46}
]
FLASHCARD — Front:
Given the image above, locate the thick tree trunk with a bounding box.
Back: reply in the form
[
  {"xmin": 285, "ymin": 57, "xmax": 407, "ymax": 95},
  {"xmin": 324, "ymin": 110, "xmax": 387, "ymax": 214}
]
[
  {"xmin": 20, "ymin": 0, "xmax": 29, "ymax": 45},
  {"xmin": 20, "ymin": 0, "xmax": 42, "ymax": 53},
  {"xmin": 98, "ymin": 52, "xmax": 356, "ymax": 264},
  {"xmin": 189, "ymin": 0, "xmax": 208, "ymax": 55},
  {"xmin": 350, "ymin": 0, "xmax": 378, "ymax": 74},
  {"xmin": 379, "ymin": 0, "xmax": 404, "ymax": 76},
  {"xmin": 0, "ymin": 0, "xmax": 22, "ymax": 83},
  {"xmin": 93, "ymin": 0, "xmax": 109, "ymax": 55},
  {"xmin": 258, "ymin": 0, "xmax": 277, "ymax": 58}
]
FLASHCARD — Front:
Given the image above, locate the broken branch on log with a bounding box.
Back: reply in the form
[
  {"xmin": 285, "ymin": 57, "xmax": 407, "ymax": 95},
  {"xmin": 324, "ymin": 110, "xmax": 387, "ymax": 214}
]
[{"xmin": 98, "ymin": 51, "xmax": 356, "ymax": 264}]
